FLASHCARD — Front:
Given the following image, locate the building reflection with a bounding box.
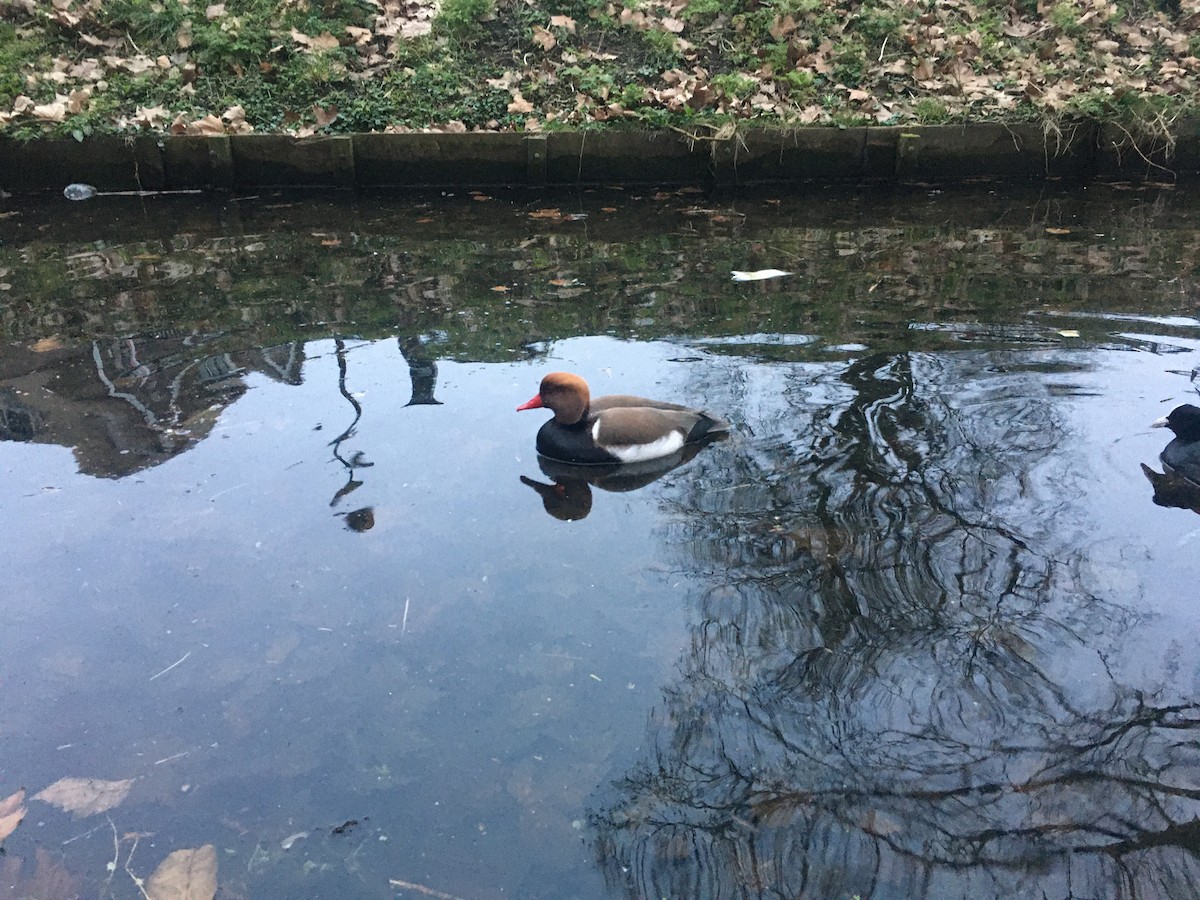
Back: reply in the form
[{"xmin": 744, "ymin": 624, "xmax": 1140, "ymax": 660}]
[
  {"xmin": 0, "ymin": 334, "xmax": 304, "ymax": 478},
  {"xmin": 0, "ymin": 332, "xmax": 444, "ymax": 491}
]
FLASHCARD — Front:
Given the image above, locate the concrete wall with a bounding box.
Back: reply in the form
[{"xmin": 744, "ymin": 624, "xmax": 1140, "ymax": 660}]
[{"xmin": 1, "ymin": 121, "xmax": 1197, "ymax": 193}]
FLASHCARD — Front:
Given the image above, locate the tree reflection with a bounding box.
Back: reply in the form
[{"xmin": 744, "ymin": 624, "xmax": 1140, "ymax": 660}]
[{"xmin": 591, "ymin": 350, "xmax": 1200, "ymax": 898}]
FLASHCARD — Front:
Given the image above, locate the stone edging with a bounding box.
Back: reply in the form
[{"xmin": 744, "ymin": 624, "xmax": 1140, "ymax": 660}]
[{"xmin": 2, "ymin": 121, "xmax": 1197, "ymax": 193}]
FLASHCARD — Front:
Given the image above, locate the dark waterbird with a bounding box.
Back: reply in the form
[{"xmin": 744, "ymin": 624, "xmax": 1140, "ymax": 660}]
[
  {"xmin": 1142, "ymin": 403, "xmax": 1200, "ymax": 513},
  {"xmin": 1152, "ymin": 404, "xmax": 1200, "ymax": 485},
  {"xmin": 516, "ymin": 371, "xmax": 729, "ymax": 465}
]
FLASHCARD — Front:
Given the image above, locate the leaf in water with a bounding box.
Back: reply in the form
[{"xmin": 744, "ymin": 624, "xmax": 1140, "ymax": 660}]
[
  {"xmin": 30, "ymin": 336, "xmax": 64, "ymax": 352},
  {"xmin": 0, "ymin": 789, "xmax": 25, "ymax": 819},
  {"xmin": 1057, "ymin": 329, "xmax": 1080, "ymax": 337},
  {"xmin": 1045, "ymin": 227, "xmax": 1072, "ymax": 235},
  {"xmin": 1, "ymin": 848, "xmax": 79, "ymax": 897},
  {"xmin": 731, "ymin": 269, "xmax": 792, "ymax": 281},
  {"xmin": 145, "ymin": 844, "xmax": 217, "ymax": 900},
  {"xmin": 34, "ymin": 777, "xmax": 133, "ymax": 818},
  {"xmin": 0, "ymin": 788, "xmax": 26, "ymax": 841}
]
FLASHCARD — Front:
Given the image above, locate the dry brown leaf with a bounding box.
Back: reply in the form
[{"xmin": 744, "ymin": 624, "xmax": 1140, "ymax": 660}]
[
  {"xmin": 34, "ymin": 777, "xmax": 133, "ymax": 818},
  {"xmin": 0, "ymin": 807, "xmax": 24, "ymax": 843},
  {"xmin": 30, "ymin": 337, "xmax": 64, "ymax": 352},
  {"xmin": 313, "ymin": 103, "xmax": 340, "ymax": 127},
  {"xmin": 31, "ymin": 99, "xmax": 67, "ymax": 121},
  {"xmin": 191, "ymin": 114, "xmax": 225, "ymax": 135},
  {"xmin": 66, "ymin": 89, "xmax": 90, "ymax": 114},
  {"xmin": 291, "ymin": 29, "xmax": 341, "ymax": 51},
  {"xmin": 145, "ymin": 844, "xmax": 217, "ymax": 900},
  {"xmin": 0, "ymin": 789, "xmax": 25, "ymax": 819},
  {"xmin": 549, "ymin": 14, "xmax": 576, "ymax": 32},
  {"xmin": 0, "ymin": 789, "xmax": 26, "ymax": 842},
  {"xmin": 1, "ymin": 848, "xmax": 78, "ymax": 898},
  {"xmin": 507, "ymin": 91, "xmax": 535, "ymax": 114},
  {"xmin": 532, "ymin": 26, "xmax": 556, "ymax": 50},
  {"xmin": 205, "ymin": 3, "xmax": 224, "ymax": 19},
  {"xmin": 769, "ymin": 14, "xmax": 797, "ymax": 39}
]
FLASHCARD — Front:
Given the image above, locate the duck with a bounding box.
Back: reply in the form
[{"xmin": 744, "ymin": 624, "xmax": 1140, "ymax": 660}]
[
  {"xmin": 1152, "ymin": 404, "xmax": 1200, "ymax": 485},
  {"xmin": 516, "ymin": 371, "xmax": 729, "ymax": 465}
]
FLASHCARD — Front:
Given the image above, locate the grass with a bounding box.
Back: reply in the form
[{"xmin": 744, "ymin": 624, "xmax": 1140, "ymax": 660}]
[{"xmin": 0, "ymin": 0, "xmax": 1195, "ymax": 142}]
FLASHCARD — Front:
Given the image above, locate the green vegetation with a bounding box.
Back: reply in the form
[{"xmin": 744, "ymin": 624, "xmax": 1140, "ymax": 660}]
[{"xmin": 0, "ymin": 0, "xmax": 1194, "ymax": 139}]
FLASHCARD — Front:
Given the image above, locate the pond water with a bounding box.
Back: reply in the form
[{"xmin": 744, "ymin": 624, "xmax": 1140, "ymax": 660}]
[{"xmin": 1, "ymin": 183, "xmax": 1199, "ymax": 899}]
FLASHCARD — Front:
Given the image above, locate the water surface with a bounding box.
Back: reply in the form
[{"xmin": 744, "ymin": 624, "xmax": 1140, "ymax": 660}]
[{"xmin": 1, "ymin": 185, "xmax": 1199, "ymax": 898}]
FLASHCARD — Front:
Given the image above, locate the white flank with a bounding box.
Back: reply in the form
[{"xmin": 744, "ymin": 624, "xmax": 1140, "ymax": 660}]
[
  {"xmin": 608, "ymin": 430, "xmax": 686, "ymax": 463},
  {"xmin": 731, "ymin": 268, "xmax": 792, "ymax": 282}
]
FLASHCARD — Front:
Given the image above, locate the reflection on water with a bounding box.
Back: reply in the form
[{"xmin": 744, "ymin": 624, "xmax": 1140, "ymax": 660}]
[
  {"xmin": 521, "ymin": 439, "xmax": 725, "ymax": 521},
  {"xmin": 1, "ymin": 186, "xmax": 1200, "ymax": 898}
]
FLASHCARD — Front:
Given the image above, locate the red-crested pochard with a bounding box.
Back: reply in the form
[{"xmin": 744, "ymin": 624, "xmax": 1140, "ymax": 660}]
[{"xmin": 517, "ymin": 371, "xmax": 730, "ymax": 465}]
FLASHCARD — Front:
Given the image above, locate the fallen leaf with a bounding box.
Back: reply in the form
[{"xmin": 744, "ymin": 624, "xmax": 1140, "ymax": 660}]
[
  {"xmin": 507, "ymin": 91, "xmax": 535, "ymax": 114},
  {"xmin": 528, "ymin": 208, "xmax": 562, "ymax": 219},
  {"xmin": 30, "ymin": 337, "xmax": 64, "ymax": 352},
  {"xmin": 1, "ymin": 848, "xmax": 78, "ymax": 897},
  {"xmin": 0, "ymin": 789, "xmax": 25, "ymax": 819},
  {"xmin": 549, "ymin": 15, "xmax": 576, "ymax": 32},
  {"xmin": 532, "ymin": 26, "xmax": 556, "ymax": 50},
  {"xmin": 490, "ymin": 284, "xmax": 510, "ymax": 292},
  {"xmin": 291, "ymin": 29, "xmax": 340, "ymax": 51},
  {"xmin": 31, "ymin": 99, "xmax": 67, "ymax": 122},
  {"xmin": 0, "ymin": 789, "xmax": 26, "ymax": 842},
  {"xmin": 34, "ymin": 777, "xmax": 133, "ymax": 818},
  {"xmin": 1057, "ymin": 329, "xmax": 1080, "ymax": 337},
  {"xmin": 1044, "ymin": 226, "xmax": 1071, "ymax": 234},
  {"xmin": 145, "ymin": 844, "xmax": 217, "ymax": 900},
  {"xmin": 313, "ymin": 103, "xmax": 339, "ymax": 127}
]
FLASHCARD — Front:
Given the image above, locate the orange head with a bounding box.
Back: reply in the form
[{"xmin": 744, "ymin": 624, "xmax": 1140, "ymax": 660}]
[{"xmin": 516, "ymin": 372, "xmax": 591, "ymax": 425}]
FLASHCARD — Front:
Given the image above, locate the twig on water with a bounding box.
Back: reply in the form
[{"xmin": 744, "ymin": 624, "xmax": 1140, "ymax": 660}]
[
  {"xmin": 149, "ymin": 650, "xmax": 191, "ymax": 681},
  {"xmin": 387, "ymin": 878, "xmax": 468, "ymax": 900}
]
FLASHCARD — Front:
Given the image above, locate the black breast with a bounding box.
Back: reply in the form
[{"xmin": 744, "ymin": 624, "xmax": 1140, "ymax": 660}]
[
  {"xmin": 1162, "ymin": 437, "xmax": 1200, "ymax": 485},
  {"xmin": 536, "ymin": 420, "xmax": 620, "ymax": 465}
]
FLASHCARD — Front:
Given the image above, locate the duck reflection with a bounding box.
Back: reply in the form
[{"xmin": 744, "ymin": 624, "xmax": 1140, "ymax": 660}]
[
  {"xmin": 1143, "ymin": 403, "xmax": 1200, "ymax": 513},
  {"xmin": 520, "ymin": 437, "xmax": 723, "ymax": 520}
]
